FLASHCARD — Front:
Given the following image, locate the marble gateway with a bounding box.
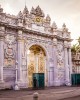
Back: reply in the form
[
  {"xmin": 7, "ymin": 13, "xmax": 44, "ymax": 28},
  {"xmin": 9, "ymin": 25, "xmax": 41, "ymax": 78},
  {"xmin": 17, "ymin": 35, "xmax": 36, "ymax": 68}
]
[{"xmin": 0, "ymin": 5, "xmax": 72, "ymax": 90}]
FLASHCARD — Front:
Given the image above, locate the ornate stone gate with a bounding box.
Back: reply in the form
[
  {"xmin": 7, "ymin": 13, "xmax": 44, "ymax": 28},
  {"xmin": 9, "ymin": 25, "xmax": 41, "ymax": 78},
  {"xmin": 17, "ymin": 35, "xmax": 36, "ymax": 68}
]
[{"xmin": 0, "ymin": 5, "xmax": 72, "ymax": 89}]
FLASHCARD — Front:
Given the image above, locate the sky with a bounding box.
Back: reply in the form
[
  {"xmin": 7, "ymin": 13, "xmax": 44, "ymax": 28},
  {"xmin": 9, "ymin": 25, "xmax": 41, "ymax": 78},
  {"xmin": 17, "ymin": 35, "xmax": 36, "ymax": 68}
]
[{"xmin": 0, "ymin": 0, "xmax": 80, "ymax": 45}]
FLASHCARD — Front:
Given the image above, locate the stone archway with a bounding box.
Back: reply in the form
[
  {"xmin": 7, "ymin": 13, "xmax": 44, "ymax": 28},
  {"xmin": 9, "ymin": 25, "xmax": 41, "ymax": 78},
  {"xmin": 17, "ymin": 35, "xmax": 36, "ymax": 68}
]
[{"xmin": 27, "ymin": 45, "xmax": 47, "ymax": 87}]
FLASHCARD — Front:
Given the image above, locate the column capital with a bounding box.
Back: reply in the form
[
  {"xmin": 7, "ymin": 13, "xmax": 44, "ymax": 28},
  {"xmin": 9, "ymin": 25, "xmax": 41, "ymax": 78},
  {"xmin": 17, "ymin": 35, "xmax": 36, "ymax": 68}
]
[
  {"xmin": 68, "ymin": 42, "xmax": 71, "ymax": 49},
  {"xmin": 53, "ymin": 38, "xmax": 57, "ymax": 46},
  {"xmin": 17, "ymin": 30, "xmax": 23, "ymax": 41},
  {"xmin": 64, "ymin": 41, "xmax": 68, "ymax": 48},
  {"xmin": 0, "ymin": 32, "xmax": 5, "ymax": 40},
  {"xmin": 0, "ymin": 26, "xmax": 5, "ymax": 40}
]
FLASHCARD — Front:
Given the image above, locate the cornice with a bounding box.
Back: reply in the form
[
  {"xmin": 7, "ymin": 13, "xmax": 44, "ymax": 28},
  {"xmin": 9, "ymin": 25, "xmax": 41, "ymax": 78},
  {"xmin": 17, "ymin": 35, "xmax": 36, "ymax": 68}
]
[{"xmin": 0, "ymin": 21, "xmax": 72, "ymax": 41}]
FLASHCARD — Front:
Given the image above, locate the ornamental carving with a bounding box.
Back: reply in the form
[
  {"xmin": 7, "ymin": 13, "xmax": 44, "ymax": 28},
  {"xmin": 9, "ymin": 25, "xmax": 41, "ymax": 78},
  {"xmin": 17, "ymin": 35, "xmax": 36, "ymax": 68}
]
[
  {"xmin": 5, "ymin": 34, "xmax": 16, "ymax": 44},
  {"xmin": 30, "ymin": 7, "xmax": 36, "ymax": 15},
  {"xmin": 57, "ymin": 42, "xmax": 64, "ymax": 68},
  {"xmin": 35, "ymin": 6, "xmax": 44, "ymax": 17},
  {"xmin": 23, "ymin": 6, "xmax": 29, "ymax": 16},
  {"xmin": 58, "ymin": 71, "xmax": 64, "ymax": 79},
  {"xmin": 0, "ymin": 4, "xmax": 71, "ymax": 41},
  {"xmin": 4, "ymin": 34, "xmax": 16, "ymax": 67},
  {"xmin": 4, "ymin": 48, "xmax": 15, "ymax": 59}
]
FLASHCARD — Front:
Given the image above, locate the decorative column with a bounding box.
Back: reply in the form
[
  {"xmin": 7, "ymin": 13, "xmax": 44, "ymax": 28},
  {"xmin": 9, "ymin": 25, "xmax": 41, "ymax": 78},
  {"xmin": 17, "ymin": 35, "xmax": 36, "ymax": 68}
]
[
  {"xmin": 17, "ymin": 30, "xmax": 23, "ymax": 85},
  {"xmin": 53, "ymin": 38, "xmax": 59, "ymax": 86},
  {"xmin": 16, "ymin": 11, "xmax": 23, "ymax": 88},
  {"xmin": 64, "ymin": 41, "xmax": 70, "ymax": 86},
  {"xmin": 35, "ymin": 54, "xmax": 38, "ymax": 73},
  {"xmin": 0, "ymin": 26, "xmax": 5, "ymax": 83},
  {"xmin": 14, "ymin": 60, "xmax": 19, "ymax": 90},
  {"xmin": 68, "ymin": 42, "xmax": 72, "ymax": 85}
]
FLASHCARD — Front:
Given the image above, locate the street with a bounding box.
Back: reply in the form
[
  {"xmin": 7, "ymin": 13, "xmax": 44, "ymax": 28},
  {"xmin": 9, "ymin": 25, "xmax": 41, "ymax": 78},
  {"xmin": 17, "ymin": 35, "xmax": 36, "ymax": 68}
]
[
  {"xmin": 61, "ymin": 96, "xmax": 80, "ymax": 100},
  {"xmin": 0, "ymin": 87, "xmax": 80, "ymax": 100}
]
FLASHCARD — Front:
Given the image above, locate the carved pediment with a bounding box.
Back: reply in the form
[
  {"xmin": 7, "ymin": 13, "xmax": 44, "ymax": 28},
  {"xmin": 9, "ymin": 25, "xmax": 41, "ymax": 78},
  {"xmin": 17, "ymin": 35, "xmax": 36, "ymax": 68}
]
[
  {"xmin": 62, "ymin": 23, "xmax": 68, "ymax": 32},
  {"xmin": 51, "ymin": 21, "xmax": 57, "ymax": 29},
  {"xmin": 46, "ymin": 14, "xmax": 51, "ymax": 22},
  {"xmin": 17, "ymin": 11, "xmax": 23, "ymax": 19},
  {"xmin": 23, "ymin": 6, "xmax": 29, "ymax": 16},
  {"xmin": 31, "ymin": 5, "xmax": 45, "ymax": 17},
  {"xmin": 30, "ymin": 7, "xmax": 36, "ymax": 15},
  {"xmin": 0, "ymin": 5, "xmax": 3, "ymax": 13}
]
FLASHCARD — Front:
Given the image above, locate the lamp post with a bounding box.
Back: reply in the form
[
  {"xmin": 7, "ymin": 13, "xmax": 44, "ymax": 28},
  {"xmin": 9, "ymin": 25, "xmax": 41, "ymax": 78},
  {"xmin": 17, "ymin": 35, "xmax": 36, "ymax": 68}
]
[{"xmin": 14, "ymin": 60, "xmax": 20, "ymax": 90}]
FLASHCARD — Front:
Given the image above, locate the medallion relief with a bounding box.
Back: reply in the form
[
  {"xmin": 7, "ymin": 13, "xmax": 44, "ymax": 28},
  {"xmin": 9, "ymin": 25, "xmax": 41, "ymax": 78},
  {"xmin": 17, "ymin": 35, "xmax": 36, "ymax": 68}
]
[{"xmin": 4, "ymin": 34, "xmax": 16, "ymax": 67}]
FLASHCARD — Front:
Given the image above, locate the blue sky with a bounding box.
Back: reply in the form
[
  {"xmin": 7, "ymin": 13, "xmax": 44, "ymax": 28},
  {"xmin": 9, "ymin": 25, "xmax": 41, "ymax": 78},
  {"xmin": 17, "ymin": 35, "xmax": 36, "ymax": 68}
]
[{"xmin": 0, "ymin": 0, "xmax": 80, "ymax": 44}]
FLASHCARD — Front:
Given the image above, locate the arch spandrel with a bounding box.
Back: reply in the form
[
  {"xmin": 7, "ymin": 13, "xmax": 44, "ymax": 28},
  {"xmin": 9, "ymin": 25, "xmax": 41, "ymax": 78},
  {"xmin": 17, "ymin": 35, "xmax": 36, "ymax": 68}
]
[{"xmin": 26, "ymin": 42, "xmax": 49, "ymax": 60}]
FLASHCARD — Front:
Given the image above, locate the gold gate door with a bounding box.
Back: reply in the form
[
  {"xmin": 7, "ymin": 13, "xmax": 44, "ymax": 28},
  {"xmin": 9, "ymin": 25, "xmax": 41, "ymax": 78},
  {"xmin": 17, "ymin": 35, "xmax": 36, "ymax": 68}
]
[
  {"xmin": 27, "ymin": 51, "xmax": 36, "ymax": 87},
  {"xmin": 27, "ymin": 45, "xmax": 46, "ymax": 88}
]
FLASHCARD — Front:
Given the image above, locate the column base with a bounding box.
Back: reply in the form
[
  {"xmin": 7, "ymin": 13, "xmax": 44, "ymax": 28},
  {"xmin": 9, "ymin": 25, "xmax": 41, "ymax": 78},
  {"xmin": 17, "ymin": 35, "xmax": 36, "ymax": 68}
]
[
  {"xmin": 53, "ymin": 80, "xmax": 60, "ymax": 86},
  {"xmin": 65, "ymin": 80, "xmax": 71, "ymax": 86},
  {"xmin": 0, "ymin": 80, "xmax": 4, "ymax": 83},
  {"xmin": 13, "ymin": 80, "xmax": 21, "ymax": 90},
  {"xmin": 48, "ymin": 81, "xmax": 54, "ymax": 86},
  {"xmin": 14, "ymin": 80, "xmax": 27, "ymax": 90},
  {"xmin": 14, "ymin": 83, "xmax": 20, "ymax": 90},
  {"xmin": 0, "ymin": 81, "xmax": 5, "ymax": 89}
]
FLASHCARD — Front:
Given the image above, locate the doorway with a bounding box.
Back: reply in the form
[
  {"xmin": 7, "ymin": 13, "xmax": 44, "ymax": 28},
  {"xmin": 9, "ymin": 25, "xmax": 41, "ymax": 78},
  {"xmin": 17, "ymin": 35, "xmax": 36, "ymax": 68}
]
[{"xmin": 27, "ymin": 45, "xmax": 47, "ymax": 87}]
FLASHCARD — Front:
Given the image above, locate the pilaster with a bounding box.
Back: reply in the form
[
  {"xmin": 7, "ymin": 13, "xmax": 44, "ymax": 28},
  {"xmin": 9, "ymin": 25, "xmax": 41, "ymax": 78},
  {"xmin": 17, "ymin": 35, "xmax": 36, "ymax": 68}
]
[
  {"xmin": 0, "ymin": 26, "xmax": 5, "ymax": 86},
  {"xmin": 68, "ymin": 42, "xmax": 72, "ymax": 84},
  {"xmin": 53, "ymin": 38, "xmax": 59, "ymax": 86},
  {"xmin": 16, "ymin": 30, "xmax": 23, "ymax": 88},
  {"xmin": 64, "ymin": 41, "xmax": 71, "ymax": 86}
]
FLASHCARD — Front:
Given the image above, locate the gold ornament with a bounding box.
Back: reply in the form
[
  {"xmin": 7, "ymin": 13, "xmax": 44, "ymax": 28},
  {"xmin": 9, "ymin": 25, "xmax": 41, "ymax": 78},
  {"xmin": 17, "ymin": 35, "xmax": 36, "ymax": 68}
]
[{"xmin": 35, "ymin": 17, "xmax": 41, "ymax": 22}]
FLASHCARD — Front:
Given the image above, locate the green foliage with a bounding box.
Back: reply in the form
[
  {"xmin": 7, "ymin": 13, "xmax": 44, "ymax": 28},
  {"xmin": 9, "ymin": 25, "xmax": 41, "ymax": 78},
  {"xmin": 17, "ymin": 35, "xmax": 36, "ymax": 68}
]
[
  {"xmin": 71, "ymin": 37, "xmax": 80, "ymax": 53},
  {"xmin": 78, "ymin": 37, "xmax": 80, "ymax": 45},
  {"xmin": 71, "ymin": 44, "xmax": 77, "ymax": 53}
]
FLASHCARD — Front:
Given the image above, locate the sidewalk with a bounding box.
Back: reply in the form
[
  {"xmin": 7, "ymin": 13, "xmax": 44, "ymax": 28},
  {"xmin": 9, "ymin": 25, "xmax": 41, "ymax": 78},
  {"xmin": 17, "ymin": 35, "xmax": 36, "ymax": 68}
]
[{"xmin": 0, "ymin": 86, "xmax": 80, "ymax": 100}]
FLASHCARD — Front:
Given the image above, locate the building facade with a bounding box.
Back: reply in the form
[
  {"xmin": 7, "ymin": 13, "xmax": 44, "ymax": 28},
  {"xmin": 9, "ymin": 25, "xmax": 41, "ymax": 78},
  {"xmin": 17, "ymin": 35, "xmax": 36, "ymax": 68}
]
[
  {"xmin": 72, "ymin": 52, "xmax": 80, "ymax": 73},
  {"xmin": 0, "ymin": 5, "xmax": 72, "ymax": 89},
  {"xmin": 71, "ymin": 40, "xmax": 80, "ymax": 73}
]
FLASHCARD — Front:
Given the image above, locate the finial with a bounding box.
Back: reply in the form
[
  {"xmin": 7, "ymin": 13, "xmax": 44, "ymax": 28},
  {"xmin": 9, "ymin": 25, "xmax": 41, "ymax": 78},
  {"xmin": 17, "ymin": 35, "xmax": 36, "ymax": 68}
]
[
  {"xmin": 30, "ymin": 6, "xmax": 35, "ymax": 14},
  {"xmin": 0, "ymin": 5, "xmax": 3, "ymax": 13},
  {"xmin": 52, "ymin": 21, "xmax": 57, "ymax": 29},
  {"xmin": 35, "ymin": 5, "xmax": 44, "ymax": 17},
  {"xmin": 42, "ymin": 10, "xmax": 45, "ymax": 17},
  {"xmin": 62, "ymin": 23, "xmax": 68, "ymax": 32},
  {"xmin": 23, "ymin": 5, "xmax": 29, "ymax": 15},
  {"xmin": 17, "ymin": 11, "xmax": 23, "ymax": 19},
  {"xmin": 46, "ymin": 14, "xmax": 51, "ymax": 22},
  {"xmin": 62, "ymin": 23, "xmax": 66, "ymax": 28},
  {"xmin": 25, "ymin": 0, "xmax": 26, "ymax": 7}
]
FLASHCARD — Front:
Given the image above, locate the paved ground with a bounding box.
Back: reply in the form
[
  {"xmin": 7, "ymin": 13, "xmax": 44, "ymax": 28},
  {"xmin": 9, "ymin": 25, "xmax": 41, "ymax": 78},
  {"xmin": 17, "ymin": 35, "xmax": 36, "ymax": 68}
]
[
  {"xmin": 61, "ymin": 96, "xmax": 80, "ymax": 100},
  {"xmin": 0, "ymin": 86, "xmax": 80, "ymax": 100}
]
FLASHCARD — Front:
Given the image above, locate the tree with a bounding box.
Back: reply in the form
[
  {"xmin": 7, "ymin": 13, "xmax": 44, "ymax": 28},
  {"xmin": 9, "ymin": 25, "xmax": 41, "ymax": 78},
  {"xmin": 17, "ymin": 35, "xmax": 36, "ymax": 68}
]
[
  {"xmin": 71, "ymin": 37, "xmax": 80, "ymax": 53},
  {"xmin": 77, "ymin": 37, "xmax": 80, "ymax": 45},
  {"xmin": 71, "ymin": 44, "xmax": 77, "ymax": 53}
]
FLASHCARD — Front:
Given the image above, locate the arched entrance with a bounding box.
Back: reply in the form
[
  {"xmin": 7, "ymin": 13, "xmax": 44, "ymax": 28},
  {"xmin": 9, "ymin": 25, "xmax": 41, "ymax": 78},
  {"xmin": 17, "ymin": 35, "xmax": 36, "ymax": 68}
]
[{"xmin": 27, "ymin": 45, "xmax": 47, "ymax": 87}]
